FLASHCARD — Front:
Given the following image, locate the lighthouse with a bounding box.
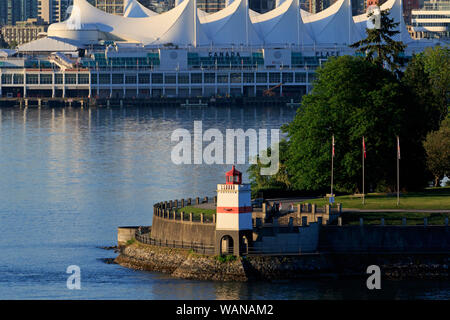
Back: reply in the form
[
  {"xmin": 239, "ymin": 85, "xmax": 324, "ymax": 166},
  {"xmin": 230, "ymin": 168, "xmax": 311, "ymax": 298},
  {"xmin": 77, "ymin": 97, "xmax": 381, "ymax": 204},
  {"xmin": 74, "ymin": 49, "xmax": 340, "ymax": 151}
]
[{"xmin": 215, "ymin": 166, "xmax": 253, "ymax": 256}]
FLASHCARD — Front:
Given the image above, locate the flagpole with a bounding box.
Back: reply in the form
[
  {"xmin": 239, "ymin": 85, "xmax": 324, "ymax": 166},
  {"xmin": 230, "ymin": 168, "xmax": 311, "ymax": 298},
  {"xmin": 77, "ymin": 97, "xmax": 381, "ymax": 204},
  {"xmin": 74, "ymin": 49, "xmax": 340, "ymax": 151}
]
[
  {"xmin": 397, "ymin": 136, "xmax": 400, "ymax": 206},
  {"xmin": 362, "ymin": 136, "xmax": 365, "ymax": 205},
  {"xmin": 331, "ymin": 135, "xmax": 334, "ymax": 197}
]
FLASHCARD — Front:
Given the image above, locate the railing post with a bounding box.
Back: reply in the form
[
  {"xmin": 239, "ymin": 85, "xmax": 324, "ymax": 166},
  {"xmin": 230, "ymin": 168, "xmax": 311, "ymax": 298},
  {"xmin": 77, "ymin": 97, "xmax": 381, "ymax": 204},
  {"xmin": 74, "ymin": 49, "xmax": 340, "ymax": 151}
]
[
  {"xmin": 213, "ymin": 214, "xmax": 216, "ymax": 224},
  {"xmin": 381, "ymin": 218, "xmax": 385, "ymax": 226},
  {"xmin": 402, "ymin": 217, "xmax": 406, "ymax": 226},
  {"xmin": 445, "ymin": 217, "xmax": 449, "ymax": 226},
  {"xmin": 181, "ymin": 211, "xmax": 184, "ymax": 221},
  {"xmin": 338, "ymin": 217, "xmax": 342, "ymax": 226},
  {"xmin": 200, "ymin": 213, "xmax": 204, "ymax": 223},
  {"xmin": 359, "ymin": 218, "xmax": 364, "ymax": 226},
  {"xmin": 196, "ymin": 197, "xmax": 200, "ymax": 205},
  {"xmin": 173, "ymin": 210, "xmax": 176, "ymax": 220},
  {"xmin": 424, "ymin": 217, "xmax": 428, "ymax": 227},
  {"xmin": 189, "ymin": 212, "xmax": 193, "ymax": 222}
]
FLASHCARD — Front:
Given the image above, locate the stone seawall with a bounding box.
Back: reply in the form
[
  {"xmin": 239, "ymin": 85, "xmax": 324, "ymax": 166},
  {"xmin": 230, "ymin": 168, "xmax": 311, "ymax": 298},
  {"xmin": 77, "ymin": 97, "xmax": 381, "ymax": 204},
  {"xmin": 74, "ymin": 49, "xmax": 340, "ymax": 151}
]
[
  {"xmin": 115, "ymin": 242, "xmax": 247, "ymax": 281},
  {"xmin": 114, "ymin": 242, "xmax": 449, "ymax": 281}
]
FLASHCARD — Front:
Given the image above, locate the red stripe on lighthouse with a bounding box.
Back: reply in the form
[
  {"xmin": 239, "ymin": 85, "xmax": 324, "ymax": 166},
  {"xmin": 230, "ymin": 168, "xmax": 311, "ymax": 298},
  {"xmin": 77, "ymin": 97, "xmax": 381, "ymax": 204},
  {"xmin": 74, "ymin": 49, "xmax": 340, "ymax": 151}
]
[{"xmin": 216, "ymin": 206, "xmax": 252, "ymax": 214}]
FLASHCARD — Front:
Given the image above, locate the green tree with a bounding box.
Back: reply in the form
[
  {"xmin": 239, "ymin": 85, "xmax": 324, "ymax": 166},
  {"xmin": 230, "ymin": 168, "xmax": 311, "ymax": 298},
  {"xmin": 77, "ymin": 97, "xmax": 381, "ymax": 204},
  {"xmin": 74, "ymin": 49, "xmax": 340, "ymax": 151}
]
[
  {"xmin": 282, "ymin": 56, "xmax": 428, "ymax": 192},
  {"xmin": 423, "ymin": 118, "xmax": 450, "ymax": 187},
  {"xmin": 350, "ymin": 9, "xmax": 406, "ymax": 72},
  {"xmin": 403, "ymin": 46, "xmax": 450, "ymax": 130},
  {"xmin": 248, "ymin": 140, "xmax": 291, "ymax": 195}
]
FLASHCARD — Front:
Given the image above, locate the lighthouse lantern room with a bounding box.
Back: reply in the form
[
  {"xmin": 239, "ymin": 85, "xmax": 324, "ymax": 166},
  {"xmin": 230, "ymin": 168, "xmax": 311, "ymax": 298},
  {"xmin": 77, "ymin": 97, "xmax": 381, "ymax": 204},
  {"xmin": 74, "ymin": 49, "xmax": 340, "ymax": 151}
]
[{"xmin": 215, "ymin": 166, "xmax": 253, "ymax": 256}]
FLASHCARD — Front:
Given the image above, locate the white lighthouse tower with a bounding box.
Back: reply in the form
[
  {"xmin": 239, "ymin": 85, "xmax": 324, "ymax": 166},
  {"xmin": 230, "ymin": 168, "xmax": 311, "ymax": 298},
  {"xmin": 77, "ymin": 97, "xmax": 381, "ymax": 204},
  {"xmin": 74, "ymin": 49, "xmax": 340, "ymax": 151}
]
[{"xmin": 215, "ymin": 166, "xmax": 253, "ymax": 256}]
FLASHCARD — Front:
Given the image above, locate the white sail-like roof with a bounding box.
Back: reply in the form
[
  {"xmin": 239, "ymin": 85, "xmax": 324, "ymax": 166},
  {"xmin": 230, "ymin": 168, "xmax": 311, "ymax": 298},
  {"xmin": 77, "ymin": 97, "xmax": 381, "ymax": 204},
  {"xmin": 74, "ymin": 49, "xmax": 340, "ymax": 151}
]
[
  {"xmin": 251, "ymin": 0, "xmax": 313, "ymax": 46},
  {"xmin": 123, "ymin": 0, "xmax": 157, "ymax": 17},
  {"xmin": 303, "ymin": 0, "xmax": 361, "ymax": 45},
  {"xmin": 48, "ymin": 0, "xmax": 209, "ymax": 46},
  {"xmin": 353, "ymin": 0, "xmax": 412, "ymax": 43},
  {"xmin": 199, "ymin": 0, "xmax": 263, "ymax": 46}
]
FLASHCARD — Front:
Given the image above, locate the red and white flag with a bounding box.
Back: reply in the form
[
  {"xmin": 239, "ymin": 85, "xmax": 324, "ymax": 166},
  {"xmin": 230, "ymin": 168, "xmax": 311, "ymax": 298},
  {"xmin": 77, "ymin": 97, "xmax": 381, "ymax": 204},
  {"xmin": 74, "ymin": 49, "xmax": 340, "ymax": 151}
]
[
  {"xmin": 332, "ymin": 135, "xmax": 335, "ymax": 158},
  {"xmin": 397, "ymin": 136, "xmax": 401, "ymax": 160},
  {"xmin": 362, "ymin": 136, "xmax": 366, "ymax": 159}
]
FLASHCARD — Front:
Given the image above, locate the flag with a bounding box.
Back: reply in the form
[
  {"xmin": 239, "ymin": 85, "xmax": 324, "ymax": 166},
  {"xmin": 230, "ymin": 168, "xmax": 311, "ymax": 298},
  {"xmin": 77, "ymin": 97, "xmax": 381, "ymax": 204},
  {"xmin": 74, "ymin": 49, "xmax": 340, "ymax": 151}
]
[
  {"xmin": 362, "ymin": 136, "xmax": 366, "ymax": 159},
  {"xmin": 332, "ymin": 135, "xmax": 335, "ymax": 158},
  {"xmin": 397, "ymin": 136, "xmax": 400, "ymax": 160}
]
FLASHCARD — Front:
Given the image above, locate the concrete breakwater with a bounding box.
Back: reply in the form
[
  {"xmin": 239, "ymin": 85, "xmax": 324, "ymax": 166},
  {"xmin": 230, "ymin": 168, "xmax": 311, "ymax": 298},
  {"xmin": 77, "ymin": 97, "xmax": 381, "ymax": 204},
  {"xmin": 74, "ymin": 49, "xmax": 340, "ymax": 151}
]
[{"xmin": 115, "ymin": 242, "xmax": 450, "ymax": 281}]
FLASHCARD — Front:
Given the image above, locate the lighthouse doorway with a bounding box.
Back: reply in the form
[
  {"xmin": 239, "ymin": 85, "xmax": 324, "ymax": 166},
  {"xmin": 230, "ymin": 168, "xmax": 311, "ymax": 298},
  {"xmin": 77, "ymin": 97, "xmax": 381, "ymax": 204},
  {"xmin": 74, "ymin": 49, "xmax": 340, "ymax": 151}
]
[{"xmin": 220, "ymin": 235, "xmax": 234, "ymax": 255}]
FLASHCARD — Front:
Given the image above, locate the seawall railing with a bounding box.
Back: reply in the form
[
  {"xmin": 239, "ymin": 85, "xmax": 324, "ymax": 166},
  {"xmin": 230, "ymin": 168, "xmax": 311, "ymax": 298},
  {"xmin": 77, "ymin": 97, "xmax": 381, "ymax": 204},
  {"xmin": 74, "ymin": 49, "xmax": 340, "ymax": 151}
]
[{"xmin": 135, "ymin": 231, "xmax": 215, "ymax": 255}]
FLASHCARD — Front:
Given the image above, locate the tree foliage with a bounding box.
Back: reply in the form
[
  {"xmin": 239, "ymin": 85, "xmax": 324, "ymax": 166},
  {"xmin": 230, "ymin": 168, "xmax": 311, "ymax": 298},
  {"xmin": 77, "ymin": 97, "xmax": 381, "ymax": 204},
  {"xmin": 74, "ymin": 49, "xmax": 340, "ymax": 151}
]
[
  {"xmin": 403, "ymin": 46, "xmax": 450, "ymax": 130},
  {"xmin": 423, "ymin": 118, "xmax": 450, "ymax": 187},
  {"xmin": 350, "ymin": 9, "xmax": 406, "ymax": 72},
  {"xmin": 282, "ymin": 56, "xmax": 429, "ymax": 193}
]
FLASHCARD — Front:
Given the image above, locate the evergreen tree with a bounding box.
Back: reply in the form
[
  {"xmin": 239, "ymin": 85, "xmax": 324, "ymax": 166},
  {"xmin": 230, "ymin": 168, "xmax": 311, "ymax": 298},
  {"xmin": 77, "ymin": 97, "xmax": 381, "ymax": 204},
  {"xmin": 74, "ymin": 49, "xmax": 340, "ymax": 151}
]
[{"xmin": 350, "ymin": 9, "xmax": 406, "ymax": 72}]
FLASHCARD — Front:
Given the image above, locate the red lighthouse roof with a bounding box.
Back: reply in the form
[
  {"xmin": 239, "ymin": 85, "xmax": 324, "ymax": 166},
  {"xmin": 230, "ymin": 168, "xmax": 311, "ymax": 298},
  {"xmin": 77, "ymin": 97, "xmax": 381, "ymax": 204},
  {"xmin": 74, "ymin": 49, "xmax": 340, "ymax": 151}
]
[{"xmin": 225, "ymin": 165, "xmax": 242, "ymax": 185}]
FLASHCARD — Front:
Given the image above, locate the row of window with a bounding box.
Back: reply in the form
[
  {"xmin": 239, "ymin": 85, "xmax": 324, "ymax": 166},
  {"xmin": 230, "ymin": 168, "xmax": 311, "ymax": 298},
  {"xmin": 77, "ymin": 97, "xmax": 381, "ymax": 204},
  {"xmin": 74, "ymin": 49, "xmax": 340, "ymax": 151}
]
[{"xmin": 1, "ymin": 72, "xmax": 314, "ymax": 85}]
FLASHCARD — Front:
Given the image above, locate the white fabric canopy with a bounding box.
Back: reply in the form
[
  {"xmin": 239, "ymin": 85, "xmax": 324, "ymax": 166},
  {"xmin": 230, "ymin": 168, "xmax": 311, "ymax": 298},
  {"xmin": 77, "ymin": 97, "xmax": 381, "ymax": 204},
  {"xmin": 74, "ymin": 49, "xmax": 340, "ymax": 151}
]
[
  {"xmin": 45, "ymin": 0, "xmax": 417, "ymax": 48},
  {"xmin": 303, "ymin": 0, "xmax": 361, "ymax": 45},
  {"xmin": 123, "ymin": 0, "xmax": 158, "ymax": 17},
  {"xmin": 251, "ymin": 0, "xmax": 313, "ymax": 46},
  {"xmin": 199, "ymin": 0, "xmax": 263, "ymax": 46},
  {"xmin": 48, "ymin": 0, "xmax": 209, "ymax": 46}
]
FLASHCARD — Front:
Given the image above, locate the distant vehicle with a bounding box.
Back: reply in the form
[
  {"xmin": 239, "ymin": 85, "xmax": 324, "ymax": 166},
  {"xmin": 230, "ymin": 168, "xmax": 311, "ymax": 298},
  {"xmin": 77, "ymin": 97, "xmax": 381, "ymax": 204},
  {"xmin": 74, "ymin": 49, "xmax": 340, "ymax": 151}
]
[{"xmin": 251, "ymin": 198, "xmax": 264, "ymax": 208}]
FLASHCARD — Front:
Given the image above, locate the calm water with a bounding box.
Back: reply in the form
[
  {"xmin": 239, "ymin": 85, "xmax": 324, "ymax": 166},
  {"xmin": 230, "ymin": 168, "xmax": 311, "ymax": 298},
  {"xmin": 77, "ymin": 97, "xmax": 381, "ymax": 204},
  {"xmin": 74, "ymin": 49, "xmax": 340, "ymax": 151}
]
[{"xmin": 0, "ymin": 106, "xmax": 448, "ymax": 300}]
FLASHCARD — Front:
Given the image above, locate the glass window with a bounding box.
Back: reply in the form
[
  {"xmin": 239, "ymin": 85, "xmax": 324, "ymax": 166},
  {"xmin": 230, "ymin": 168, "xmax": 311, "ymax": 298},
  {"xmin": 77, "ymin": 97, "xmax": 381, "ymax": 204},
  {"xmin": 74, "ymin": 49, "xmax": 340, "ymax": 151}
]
[
  {"xmin": 217, "ymin": 74, "xmax": 228, "ymax": 83},
  {"xmin": 269, "ymin": 72, "xmax": 281, "ymax": 83},
  {"xmin": 13, "ymin": 74, "xmax": 24, "ymax": 84},
  {"xmin": 55, "ymin": 74, "xmax": 63, "ymax": 84},
  {"xmin": 125, "ymin": 74, "xmax": 137, "ymax": 84},
  {"xmin": 152, "ymin": 73, "xmax": 163, "ymax": 84},
  {"xmin": 295, "ymin": 72, "xmax": 306, "ymax": 83},
  {"xmin": 78, "ymin": 74, "xmax": 90, "ymax": 84},
  {"xmin": 90, "ymin": 73, "xmax": 98, "ymax": 84},
  {"xmin": 2, "ymin": 74, "xmax": 12, "ymax": 84},
  {"xmin": 256, "ymin": 72, "xmax": 267, "ymax": 83},
  {"xmin": 243, "ymin": 73, "xmax": 254, "ymax": 83},
  {"xmin": 138, "ymin": 73, "xmax": 150, "ymax": 84},
  {"xmin": 26, "ymin": 74, "xmax": 38, "ymax": 84},
  {"xmin": 165, "ymin": 73, "xmax": 176, "ymax": 84},
  {"xmin": 204, "ymin": 73, "xmax": 215, "ymax": 83},
  {"xmin": 178, "ymin": 73, "xmax": 189, "ymax": 84},
  {"xmin": 99, "ymin": 74, "xmax": 110, "ymax": 84},
  {"xmin": 230, "ymin": 73, "xmax": 241, "ymax": 83},
  {"xmin": 282, "ymin": 72, "xmax": 293, "ymax": 83},
  {"xmin": 112, "ymin": 74, "xmax": 124, "ymax": 84},
  {"xmin": 191, "ymin": 73, "xmax": 202, "ymax": 84},
  {"xmin": 40, "ymin": 74, "xmax": 52, "ymax": 84}
]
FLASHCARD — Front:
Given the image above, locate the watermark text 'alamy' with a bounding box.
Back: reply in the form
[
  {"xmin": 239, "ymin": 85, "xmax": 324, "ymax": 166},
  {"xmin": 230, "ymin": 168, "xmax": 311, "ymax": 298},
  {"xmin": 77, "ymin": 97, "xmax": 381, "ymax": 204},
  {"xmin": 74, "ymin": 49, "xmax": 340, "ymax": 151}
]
[{"xmin": 171, "ymin": 121, "xmax": 279, "ymax": 176}]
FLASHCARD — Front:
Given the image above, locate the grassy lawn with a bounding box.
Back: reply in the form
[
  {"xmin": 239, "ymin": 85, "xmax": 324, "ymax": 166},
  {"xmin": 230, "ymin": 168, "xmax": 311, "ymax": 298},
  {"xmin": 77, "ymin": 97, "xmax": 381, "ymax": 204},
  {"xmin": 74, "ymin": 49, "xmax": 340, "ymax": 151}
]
[
  {"xmin": 341, "ymin": 212, "xmax": 449, "ymax": 225},
  {"xmin": 175, "ymin": 206, "xmax": 216, "ymax": 220},
  {"xmin": 298, "ymin": 187, "xmax": 450, "ymax": 210}
]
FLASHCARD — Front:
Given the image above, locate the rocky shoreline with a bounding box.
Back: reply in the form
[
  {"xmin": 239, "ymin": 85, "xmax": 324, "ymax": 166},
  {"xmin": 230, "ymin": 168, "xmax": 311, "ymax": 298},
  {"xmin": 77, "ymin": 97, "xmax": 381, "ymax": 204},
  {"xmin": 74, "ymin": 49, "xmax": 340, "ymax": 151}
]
[{"xmin": 114, "ymin": 242, "xmax": 449, "ymax": 281}]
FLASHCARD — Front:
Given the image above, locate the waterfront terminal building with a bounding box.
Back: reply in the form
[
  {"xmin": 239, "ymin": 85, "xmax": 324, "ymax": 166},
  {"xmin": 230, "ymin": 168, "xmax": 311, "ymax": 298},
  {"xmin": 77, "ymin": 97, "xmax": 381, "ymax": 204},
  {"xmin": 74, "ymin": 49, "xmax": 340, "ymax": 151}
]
[{"xmin": 0, "ymin": 0, "xmax": 444, "ymax": 99}]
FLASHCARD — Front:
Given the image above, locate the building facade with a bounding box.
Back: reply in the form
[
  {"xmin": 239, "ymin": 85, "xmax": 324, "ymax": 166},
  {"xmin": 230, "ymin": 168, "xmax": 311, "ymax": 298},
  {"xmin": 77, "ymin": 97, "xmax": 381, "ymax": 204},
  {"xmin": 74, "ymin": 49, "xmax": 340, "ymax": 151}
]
[
  {"xmin": 198, "ymin": 0, "xmax": 226, "ymax": 13},
  {"xmin": 1, "ymin": 18, "xmax": 47, "ymax": 46},
  {"xmin": 88, "ymin": 0, "xmax": 125, "ymax": 15},
  {"xmin": 38, "ymin": 0, "xmax": 72, "ymax": 24},
  {"xmin": 410, "ymin": 0, "xmax": 450, "ymax": 39}
]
